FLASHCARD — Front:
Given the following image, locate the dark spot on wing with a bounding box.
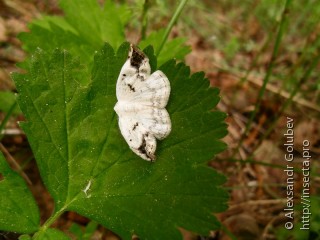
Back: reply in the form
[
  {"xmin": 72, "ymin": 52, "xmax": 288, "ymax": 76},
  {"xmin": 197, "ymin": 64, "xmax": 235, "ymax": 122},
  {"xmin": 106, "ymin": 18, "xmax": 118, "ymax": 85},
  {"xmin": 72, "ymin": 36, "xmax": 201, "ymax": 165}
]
[
  {"xmin": 127, "ymin": 84, "xmax": 135, "ymax": 92},
  {"xmin": 132, "ymin": 122, "xmax": 139, "ymax": 131},
  {"xmin": 122, "ymin": 74, "xmax": 126, "ymax": 77},
  {"xmin": 130, "ymin": 46, "xmax": 145, "ymax": 69},
  {"xmin": 138, "ymin": 134, "xmax": 155, "ymax": 161},
  {"xmin": 140, "ymin": 68, "xmax": 148, "ymax": 74},
  {"xmin": 138, "ymin": 137, "xmax": 147, "ymax": 154},
  {"xmin": 137, "ymin": 74, "xmax": 145, "ymax": 81}
]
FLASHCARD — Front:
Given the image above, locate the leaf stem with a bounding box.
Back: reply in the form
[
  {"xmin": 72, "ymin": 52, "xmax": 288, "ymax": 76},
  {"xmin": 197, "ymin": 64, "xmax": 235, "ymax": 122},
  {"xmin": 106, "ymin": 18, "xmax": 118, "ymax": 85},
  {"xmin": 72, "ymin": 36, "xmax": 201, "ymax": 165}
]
[
  {"xmin": 156, "ymin": 0, "xmax": 188, "ymax": 57},
  {"xmin": 35, "ymin": 191, "xmax": 82, "ymax": 237},
  {"xmin": 36, "ymin": 205, "xmax": 67, "ymax": 235}
]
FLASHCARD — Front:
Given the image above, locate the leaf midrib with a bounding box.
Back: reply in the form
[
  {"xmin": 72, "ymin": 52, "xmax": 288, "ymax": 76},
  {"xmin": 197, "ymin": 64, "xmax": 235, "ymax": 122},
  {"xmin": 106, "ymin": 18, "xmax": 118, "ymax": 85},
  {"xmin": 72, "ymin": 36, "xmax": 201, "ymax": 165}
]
[{"xmin": 62, "ymin": 52, "xmax": 71, "ymax": 203}]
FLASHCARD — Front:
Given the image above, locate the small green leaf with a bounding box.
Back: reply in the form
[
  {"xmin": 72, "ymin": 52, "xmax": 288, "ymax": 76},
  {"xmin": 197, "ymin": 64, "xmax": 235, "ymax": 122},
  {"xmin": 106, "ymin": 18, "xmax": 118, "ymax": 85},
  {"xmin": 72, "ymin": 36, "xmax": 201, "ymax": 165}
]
[
  {"xmin": 34, "ymin": 228, "xmax": 70, "ymax": 240},
  {"xmin": 140, "ymin": 29, "xmax": 191, "ymax": 65},
  {"xmin": 69, "ymin": 223, "xmax": 83, "ymax": 240},
  {"xmin": 13, "ymin": 42, "xmax": 228, "ymax": 239},
  {"xmin": 0, "ymin": 152, "xmax": 39, "ymax": 233},
  {"xmin": 0, "ymin": 91, "xmax": 21, "ymax": 115},
  {"xmin": 19, "ymin": 235, "xmax": 31, "ymax": 240},
  {"xmin": 83, "ymin": 221, "xmax": 99, "ymax": 240},
  {"xmin": 69, "ymin": 221, "xmax": 98, "ymax": 240}
]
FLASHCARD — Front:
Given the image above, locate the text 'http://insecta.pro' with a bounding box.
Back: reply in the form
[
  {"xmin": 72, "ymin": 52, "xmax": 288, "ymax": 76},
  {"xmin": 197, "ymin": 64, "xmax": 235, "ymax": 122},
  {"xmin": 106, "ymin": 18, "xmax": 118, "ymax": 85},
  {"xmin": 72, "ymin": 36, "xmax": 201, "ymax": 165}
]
[{"xmin": 114, "ymin": 44, "xmax": 171, "ymax": 161}]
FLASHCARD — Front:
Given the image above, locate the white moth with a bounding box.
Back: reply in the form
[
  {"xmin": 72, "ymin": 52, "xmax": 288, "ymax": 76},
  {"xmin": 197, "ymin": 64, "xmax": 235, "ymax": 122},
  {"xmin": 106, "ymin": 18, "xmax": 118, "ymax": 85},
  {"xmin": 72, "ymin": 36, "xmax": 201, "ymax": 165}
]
[{"xmin": 114, "ymin": 45, "xmax": 171, "ymax": 161}]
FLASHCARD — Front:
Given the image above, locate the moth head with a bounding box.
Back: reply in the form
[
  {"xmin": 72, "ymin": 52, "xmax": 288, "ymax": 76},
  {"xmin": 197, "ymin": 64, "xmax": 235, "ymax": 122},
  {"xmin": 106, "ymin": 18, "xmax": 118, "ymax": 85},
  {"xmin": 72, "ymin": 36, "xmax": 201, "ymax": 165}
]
[{"xmin": 129, "ymin": 44, "xmax": 149, "ymax": 71}]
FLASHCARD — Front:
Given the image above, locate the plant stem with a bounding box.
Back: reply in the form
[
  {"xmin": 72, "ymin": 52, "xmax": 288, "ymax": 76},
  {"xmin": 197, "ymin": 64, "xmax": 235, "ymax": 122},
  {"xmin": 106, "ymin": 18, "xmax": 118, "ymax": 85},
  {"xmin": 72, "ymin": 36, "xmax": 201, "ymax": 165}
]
[
  {"xmin": 140, "ymin": 0, "xmax": 150, "ymax": 40},
  {"xmin": 156, "ymin": 0, "xmax": 188, "ymax": 57},
  {"xmin": 234, "ymin": 0, "xmax": 292, "ymax": 156}
]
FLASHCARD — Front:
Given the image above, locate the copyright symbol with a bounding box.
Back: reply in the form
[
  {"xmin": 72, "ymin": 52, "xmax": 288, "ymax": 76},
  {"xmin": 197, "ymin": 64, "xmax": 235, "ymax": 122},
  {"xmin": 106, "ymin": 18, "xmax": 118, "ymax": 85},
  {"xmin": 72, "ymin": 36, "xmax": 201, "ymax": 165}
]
[{"xmin": 285, "ymin": 222, "xmax": 293, "ymax": 229}]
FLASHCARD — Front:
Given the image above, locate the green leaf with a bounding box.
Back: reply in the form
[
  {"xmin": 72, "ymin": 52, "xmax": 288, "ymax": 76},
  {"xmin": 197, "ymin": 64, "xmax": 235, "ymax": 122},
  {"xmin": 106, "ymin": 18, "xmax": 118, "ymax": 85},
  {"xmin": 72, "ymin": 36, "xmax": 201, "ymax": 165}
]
[
  {"xmin": 34, "ymin": 228, "xmax": 70, "ymax": 240},
  {"xmin": 139, "ymin": 29, "xmax": 191, "ymax": 65},
  {"xmin": 69, "ymin": 221, "xmax": 98, "ymax": 240},
  {"xmin": 19, "ymin": 235, "xmax": 32, "ymax": 240},
  {"xmin": 20, "ymin": 0, "xmax": 189, "ymax": 68},
  {"xmin": 19, "ymin": 0, "xmax": 130, "ymax": 65},
  {"xmin": 83, "ymin": 221, "xmax": 99, "ymax": 240},
  {"xmin": 59, "ymin": 0, "xmax": 127, "ymax": 48},
  {"xmin": 20, "ymin": 18, "xmax": 94, "ymax": 65},
  {"xmin": 69, "ymin": 223, "xmax": 83, "ymax": 240},
  {"xmin": 13, "ymin": 42, "xmax": 228, "ymax": 239},
  {"xmin": 0, "ymin": 91, "xmax": 21, "ymax": 114},
  {"xmin": 0, "ymin": 152, "xmax": 39, "ymax": 233}
]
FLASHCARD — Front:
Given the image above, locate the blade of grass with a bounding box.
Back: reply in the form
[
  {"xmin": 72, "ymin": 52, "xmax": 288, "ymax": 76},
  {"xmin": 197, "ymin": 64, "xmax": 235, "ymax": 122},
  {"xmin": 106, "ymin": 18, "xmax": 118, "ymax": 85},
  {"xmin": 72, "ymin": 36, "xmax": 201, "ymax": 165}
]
[
  {"xmin": 220, "ymin": 223, "xmax": 238, "ymax": 240},
  {"xmin": 140, "ymin": 0, "xmax": 151, "ymax": 40},
  {"xmin": 156, "ymin": 0, "xmax": 188, "ymax": 57},
  {"xmin": 234, "ymin": 0, "xmax": 292, "ymax": 157},
  {"xmin": 252, "ymin": 45, "xmax": 320, "ymax": 154},
  {"xmin": 279, "ymin": 31, "xmax": 320, "ymax": 93},
  {"xmin": 239, "ymin": 24, "xmax": 277, "ymax": 84}
]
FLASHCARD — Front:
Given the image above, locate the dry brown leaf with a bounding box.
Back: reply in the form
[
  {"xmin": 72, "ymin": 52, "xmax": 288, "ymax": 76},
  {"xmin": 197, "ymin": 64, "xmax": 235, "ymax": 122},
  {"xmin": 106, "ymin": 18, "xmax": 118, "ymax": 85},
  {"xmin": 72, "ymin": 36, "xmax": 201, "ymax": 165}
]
[
  {"xmin": 222, "ymin": 214, "xmax": 261, "ymax": 240},
  {"xmin": 0, "ymin": 16, "xmax": 8, "ymax": 42},
  {"xmin": 295, "ymin": 119, "xmax": 320, "ymax": 154},
  {"xmin": 6, "ymin": 17, "xmax": 27, "ymax": 35}
]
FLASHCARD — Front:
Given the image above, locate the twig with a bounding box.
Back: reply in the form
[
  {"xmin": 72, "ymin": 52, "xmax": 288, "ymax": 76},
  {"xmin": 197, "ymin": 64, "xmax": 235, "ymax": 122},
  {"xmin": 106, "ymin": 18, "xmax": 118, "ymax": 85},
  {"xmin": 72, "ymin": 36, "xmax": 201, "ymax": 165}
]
[
  {"xmin": 262, "ymin": 214, "xmax": 285, "ymax": 239},
  {"xmin": 247, "ymin": 75, "xmax": 320, "ymax": 112},
  {"xmin": 1, "ymin": 128, "xmax": 24, "ymax": 136},
  {"xmin": 212, "ymin": 63, "xmax": 320, "ymax": 112},
  {"xmin": 229, "ymin": 199, "xmax": 287, "ymax": 211},
  {"xmin": 0, "ymin": 143, "xmax": 32, "ymax": 185}
]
